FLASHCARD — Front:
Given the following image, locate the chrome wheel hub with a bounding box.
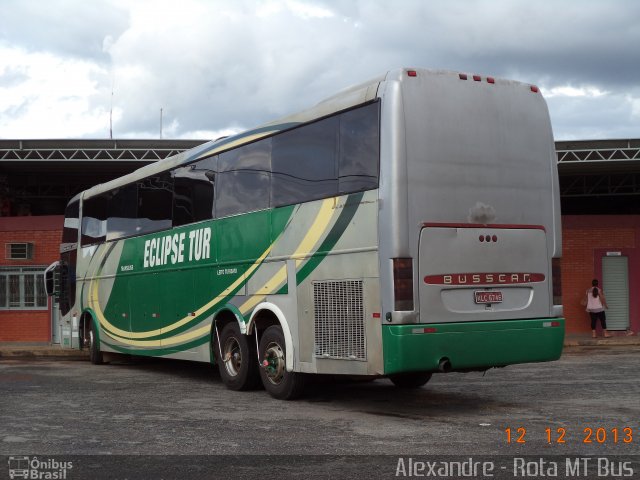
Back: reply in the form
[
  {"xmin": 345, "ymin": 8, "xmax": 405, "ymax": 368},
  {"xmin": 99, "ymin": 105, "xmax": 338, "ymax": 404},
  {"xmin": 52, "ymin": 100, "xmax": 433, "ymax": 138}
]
[
  {"xmin": 222, "ymin": 337, "xmax": 242, "ymax": 377},
  {"xmin": 262, "ymin": 342, "xmax": 285, "ymax": 385}
]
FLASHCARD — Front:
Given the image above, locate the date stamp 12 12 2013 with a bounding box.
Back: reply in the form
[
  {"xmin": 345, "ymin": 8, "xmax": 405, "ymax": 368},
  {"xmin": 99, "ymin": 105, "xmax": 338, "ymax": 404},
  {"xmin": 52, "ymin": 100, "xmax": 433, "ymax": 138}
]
[{"xmin": 505, "ymin": 427, "xmax": 634, "ymax": 445}]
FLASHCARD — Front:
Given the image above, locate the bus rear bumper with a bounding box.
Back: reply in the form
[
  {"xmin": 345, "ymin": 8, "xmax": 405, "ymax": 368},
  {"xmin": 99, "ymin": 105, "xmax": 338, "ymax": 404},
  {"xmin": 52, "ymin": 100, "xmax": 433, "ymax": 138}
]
[{"xmin": 382, "ymin": 318, "xmax": 565, "ymax": 375}]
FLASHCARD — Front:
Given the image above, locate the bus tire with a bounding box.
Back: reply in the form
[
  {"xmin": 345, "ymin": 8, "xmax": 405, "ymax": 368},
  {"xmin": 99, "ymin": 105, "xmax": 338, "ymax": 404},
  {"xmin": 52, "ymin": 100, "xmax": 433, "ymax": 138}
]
[
  {"xmin": 389, "ymin": 372, "xmax": 432, "ymax": 388},
  {"xmin": 216, "ymin": 322, "xmax": 260, "ymax": 391},
  {"xmin": 258, "ymin": 325, "xmax": 306, "ymax": 400},
  {"xmin": 89, "ymin": 321, "xmax": 103, "ymax": 365}
]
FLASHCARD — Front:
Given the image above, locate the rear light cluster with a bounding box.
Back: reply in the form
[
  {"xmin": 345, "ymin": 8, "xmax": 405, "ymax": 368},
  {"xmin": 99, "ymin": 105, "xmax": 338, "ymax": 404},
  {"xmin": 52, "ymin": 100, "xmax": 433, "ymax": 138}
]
[
  {"xmin": 393, "ymin": 258, "xmax": 414, "ymax": 311},
  {"xmin": 479, "ymin": 235, "xmax": 498, "ymax": 243},
  {"xmin": 458, "ymin": 72, "xmax": 539, "ymax": 93},
  {"xmin": 459, "ymin": 73, "xmax": 495, "ymax": 84},
  {"xmin": 552, "ymin": 258, "xmax": 562, "ymax": 305}
]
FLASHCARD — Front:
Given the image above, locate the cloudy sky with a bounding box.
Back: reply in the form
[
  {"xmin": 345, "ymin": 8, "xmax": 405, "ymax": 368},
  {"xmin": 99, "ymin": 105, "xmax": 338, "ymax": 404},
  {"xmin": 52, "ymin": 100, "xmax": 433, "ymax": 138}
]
[{"xmin": 1, "ymin": 0, "xmax": 639, "ymax": 141}]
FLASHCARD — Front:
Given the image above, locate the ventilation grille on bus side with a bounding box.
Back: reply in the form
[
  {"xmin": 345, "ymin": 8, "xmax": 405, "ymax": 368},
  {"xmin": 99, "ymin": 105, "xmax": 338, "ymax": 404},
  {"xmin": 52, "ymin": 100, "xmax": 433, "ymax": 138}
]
[{"xmin": 313, "ymin": 280, "xmax": 366, "ymax": 361}]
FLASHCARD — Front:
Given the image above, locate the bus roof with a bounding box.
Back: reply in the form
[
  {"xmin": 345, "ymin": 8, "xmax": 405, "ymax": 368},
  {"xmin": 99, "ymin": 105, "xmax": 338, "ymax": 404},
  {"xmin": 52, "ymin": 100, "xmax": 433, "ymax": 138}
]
[
  {"xmin": 81, "ymin": 72, "xmax": 388, "ymax": 201},
  {"xmin": 80, "ymin": 68, "xmax": 531, "ymax": 201}
]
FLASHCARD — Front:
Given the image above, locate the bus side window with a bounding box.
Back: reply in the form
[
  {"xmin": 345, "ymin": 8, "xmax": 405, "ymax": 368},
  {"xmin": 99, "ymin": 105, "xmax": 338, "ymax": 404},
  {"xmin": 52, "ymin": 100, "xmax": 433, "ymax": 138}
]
[
  {"xmin": 137, "ymin": 172, "xmax": 173, "ymax": 235},
  {"xmin": 60, "ymin": 198, "xmax": 81, "ymax": 316},
  {"xmin": 107, "ymin": 184, "xmax": 138, "ymax": 240},
  {"xmin": 338, "ymin": 102, "xmax": 380, "ymax": 194},
  {"xmin": 62, "ymin": 199, "xmax": 80, "ymax": 246},
  {"xmin": 173, "ymin": 156, "xmax": 216, "ymax": 227},
  {"xmin": 271, "ymin": 116, "xmax": 338, "ymax": 207},
  {"xmin": 81, "ymin": 195, "xmax": 107, "ymax": 246},
  {"xmin": 216, "ymin": 139, "xmax": 271, "ymax": 218}
]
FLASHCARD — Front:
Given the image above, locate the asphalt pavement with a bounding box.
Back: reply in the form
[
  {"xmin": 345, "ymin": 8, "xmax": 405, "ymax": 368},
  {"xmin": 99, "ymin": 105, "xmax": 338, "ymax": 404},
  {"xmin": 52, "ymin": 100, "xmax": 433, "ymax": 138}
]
[{"xmin": 1, "ymin": 343, "xmax": 639, "ymax": 480}]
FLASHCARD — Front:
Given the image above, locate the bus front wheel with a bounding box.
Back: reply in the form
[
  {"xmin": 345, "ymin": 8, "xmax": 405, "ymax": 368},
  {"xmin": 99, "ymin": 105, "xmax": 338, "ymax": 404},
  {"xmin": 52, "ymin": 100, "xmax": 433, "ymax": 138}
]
[
  {"xmin": 389, "ymin": 372, "xmax": 432, "ymax": 388},
  {"xmin": 88, "ymin": 321, "xmax": 103, "ymax": 365},
  {"xmin": 215, "ymin": 322, "xmax": 260, "ymax": 391},
  {"xmin": 258, "ymin": 325, "xmax": 306, "ymax": 400}
]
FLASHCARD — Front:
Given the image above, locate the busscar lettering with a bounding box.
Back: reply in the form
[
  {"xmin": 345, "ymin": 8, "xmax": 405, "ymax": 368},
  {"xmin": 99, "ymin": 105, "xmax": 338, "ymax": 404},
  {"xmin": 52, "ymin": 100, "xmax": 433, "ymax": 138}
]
[
  {"xmin": 143, "ymin": 227, "xmax": 210, "ymax": 268},
  {"xmin": 425, "ymin": 273, "xmax": 543, "ymax": 285}
]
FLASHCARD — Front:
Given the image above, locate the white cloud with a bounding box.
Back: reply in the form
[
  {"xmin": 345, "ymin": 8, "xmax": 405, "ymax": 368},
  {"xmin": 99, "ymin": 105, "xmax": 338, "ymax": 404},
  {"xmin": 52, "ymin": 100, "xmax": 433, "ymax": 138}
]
[
  {"xmin": 286, "ymin": 0, "xmax": 335, "ymax": 19},
  {"xmin": 629, "ymin": 95, "xmax": 640, "ymax": 119},
  {"xmin": 546, "ymin": 89, "xmax": 640, "ymax": 140},
  {"xmin": 0, "ymin": 46, "xmax": 111, "ymax": 138},
  {"xmin": 543, "ymin": 85, "xmax": 609, "ymax": 99},
  {"xmin": 1, "ymin": 0, "xmax": 639, "ymax": 140},
  {"xmin": 257, "ymin": 0, "xmax": 335, "ymax": 19}
]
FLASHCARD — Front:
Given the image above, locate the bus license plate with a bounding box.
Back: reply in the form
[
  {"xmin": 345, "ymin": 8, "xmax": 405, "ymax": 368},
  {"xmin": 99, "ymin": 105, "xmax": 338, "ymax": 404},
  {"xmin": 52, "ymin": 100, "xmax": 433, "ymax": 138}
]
[{"xmin": 474, "ymin": 291, "xmax": 503, "ymax": 304}]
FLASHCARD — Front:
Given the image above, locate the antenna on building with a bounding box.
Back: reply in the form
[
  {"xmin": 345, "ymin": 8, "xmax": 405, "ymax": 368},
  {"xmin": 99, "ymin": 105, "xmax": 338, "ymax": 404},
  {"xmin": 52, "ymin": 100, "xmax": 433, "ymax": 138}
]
[
  {"xmin": 109, "ymin": 87, "xmax": 114, "ymax": 139},
  {"xmin": 160, "ymin": 108, "xmax": 163, "ymax": 139},
  {"xmin": 109, "ymin": 75, "xmax": 115, "ymax": 139}
]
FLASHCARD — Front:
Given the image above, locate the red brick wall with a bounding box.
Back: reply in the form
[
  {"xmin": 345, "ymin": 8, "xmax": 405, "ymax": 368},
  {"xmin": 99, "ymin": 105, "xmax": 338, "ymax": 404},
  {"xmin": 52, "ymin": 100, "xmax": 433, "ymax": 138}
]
[
  {"xmin": 562, "ymin": 216, "xmax": 640, "ymax": 334},
  {"xmin": 0, "ymin": 216, "xmax": 63, "ymax": 342}
]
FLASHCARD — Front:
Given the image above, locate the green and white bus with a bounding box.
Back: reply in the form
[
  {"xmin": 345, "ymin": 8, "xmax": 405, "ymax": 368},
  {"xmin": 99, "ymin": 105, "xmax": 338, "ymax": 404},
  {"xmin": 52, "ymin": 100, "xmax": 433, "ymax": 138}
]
[{"xmin": 46, "ymin": 68, "xmax": 564, "ymax": 399}]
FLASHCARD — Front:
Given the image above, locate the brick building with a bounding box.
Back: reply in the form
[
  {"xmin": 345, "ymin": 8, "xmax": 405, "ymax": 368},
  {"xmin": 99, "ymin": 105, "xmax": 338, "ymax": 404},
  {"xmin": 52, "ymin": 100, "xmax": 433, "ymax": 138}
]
[
  {"xmin": 1, "ymin": 140, "xmax": 203, "ymax": 344},
  {"xmin": 557, "ymin": 139, "xmax": 640, "ymax": 336},
  {"xmin": 561, "ymin": 216, "xmax": 640, "ymax": 334},
  {"xmin": 1, "ymin": 138, "xmax": 639, "ymax": 343},
  {"xmin": 0, "ymin": 215, "xmax": 63, "ymax": 342}
]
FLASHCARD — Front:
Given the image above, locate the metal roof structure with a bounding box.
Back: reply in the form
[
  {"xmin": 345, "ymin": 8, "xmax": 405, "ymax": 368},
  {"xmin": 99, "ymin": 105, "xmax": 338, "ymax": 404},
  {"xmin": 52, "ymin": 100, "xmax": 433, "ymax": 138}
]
[
  {"xmin": 0, "ymin": 139, "xmax": 206, "ymax": 215},
  {"xmin": 556, "ymin": 139, "xmax": 640, "ymax": 214},
  {"xmin": 1, "ymin": 138, "xmax": 639, "ymax": 216}
]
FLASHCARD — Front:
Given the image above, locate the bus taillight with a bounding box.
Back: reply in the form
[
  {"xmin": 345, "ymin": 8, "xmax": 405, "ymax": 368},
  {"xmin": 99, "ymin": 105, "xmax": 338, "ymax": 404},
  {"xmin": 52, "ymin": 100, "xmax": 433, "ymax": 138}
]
[
  {"xmin": 552, "ymin": 258, "xmax": 562, "ymax": 305},
  {"xmin": 393, "ymin": 258, "xmax": 414, "ymax": 311}
]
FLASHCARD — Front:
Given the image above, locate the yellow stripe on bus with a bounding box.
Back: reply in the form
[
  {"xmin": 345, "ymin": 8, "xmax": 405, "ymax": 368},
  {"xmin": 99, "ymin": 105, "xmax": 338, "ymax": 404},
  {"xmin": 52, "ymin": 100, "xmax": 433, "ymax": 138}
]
[
  {"xmin": 89, "ymin": 243, "xmax": 274, "ymax": 340},
  {"xmin": 89, "ymin": 196, "xmax": 337, "ymax": 347},
  {"xmin": 195, "ymin": 131, "xmax": 279, "ymax": 160},
  {"xmin": 102, "ymin": 324, "xmax": 211, "ymax": 348},
  {"xmin": 239, "ymin": 197, "xmax": 336, "ymax": 315}
]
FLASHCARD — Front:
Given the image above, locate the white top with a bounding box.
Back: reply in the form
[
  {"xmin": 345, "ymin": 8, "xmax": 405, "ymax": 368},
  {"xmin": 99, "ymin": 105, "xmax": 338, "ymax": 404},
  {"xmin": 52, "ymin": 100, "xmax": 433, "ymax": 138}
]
[{"xmin": 586, "ymin": 288, "xmax": 604, "ymax": 313}]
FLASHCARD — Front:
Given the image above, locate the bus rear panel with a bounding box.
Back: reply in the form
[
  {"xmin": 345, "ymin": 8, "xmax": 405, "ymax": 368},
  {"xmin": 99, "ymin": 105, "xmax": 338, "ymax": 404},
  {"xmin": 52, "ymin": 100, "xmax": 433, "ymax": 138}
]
[{"xmin": 378, "ymin": 69, "xmax": 563, "ymax": 375}]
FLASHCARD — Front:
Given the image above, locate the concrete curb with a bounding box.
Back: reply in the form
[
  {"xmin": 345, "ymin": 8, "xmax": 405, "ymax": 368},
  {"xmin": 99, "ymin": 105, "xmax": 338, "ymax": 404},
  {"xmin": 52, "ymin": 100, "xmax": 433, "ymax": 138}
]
[
  {"xmin": 564, "ymin": 334, "xmax": 640, "ymax": 347},
  {"xmin": 1, "ymin": 335, "xmax": 639, "ymax": 360},
  {"xmin": 0, "ymin": 347, "xmax": 89, "ymax": 359}
]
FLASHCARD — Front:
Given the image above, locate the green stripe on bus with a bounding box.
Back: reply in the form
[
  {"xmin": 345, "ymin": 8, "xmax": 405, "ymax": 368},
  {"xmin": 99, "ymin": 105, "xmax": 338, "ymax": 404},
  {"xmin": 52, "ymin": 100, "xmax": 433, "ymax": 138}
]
[
  {"xmin": 99, "ymin": 205, "xmax": 296, "ymax": 342},
  {"xmin": 296, "ymin": 191, "xmax": 365, "ymax": 285},
  {"xmin": 102, "ymin": 334, "xmax": 210, "ymax": 357},
  {"xmin": 382, "ymin": 318, "xmax": 565, "ymax": 375}
]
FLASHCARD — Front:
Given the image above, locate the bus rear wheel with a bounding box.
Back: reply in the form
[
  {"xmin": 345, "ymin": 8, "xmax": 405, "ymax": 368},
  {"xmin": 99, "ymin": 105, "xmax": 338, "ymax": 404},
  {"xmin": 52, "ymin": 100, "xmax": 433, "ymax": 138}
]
[
  {"xmin": 389, "ymin": 372, "xmax": 432, "ymax": 388},
  {"xmin": 215, "ymin": 322, "xmax": 260, "ymax": 391},
  {"xmin": 258, "ymin": 325, "xmax": 305, "ymax": 400}
]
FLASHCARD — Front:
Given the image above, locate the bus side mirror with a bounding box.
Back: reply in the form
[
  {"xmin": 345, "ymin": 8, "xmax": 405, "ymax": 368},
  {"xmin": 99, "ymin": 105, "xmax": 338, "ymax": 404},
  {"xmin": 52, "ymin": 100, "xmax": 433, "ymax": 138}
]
[{"xmin": 44, "ymin": 261, "xmax": 60, "ymax": 298}]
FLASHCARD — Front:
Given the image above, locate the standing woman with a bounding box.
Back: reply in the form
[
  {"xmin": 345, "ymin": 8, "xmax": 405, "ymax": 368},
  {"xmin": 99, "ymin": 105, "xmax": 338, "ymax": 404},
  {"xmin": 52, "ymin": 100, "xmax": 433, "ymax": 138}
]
[{"xmin": 586, "ymin": 279, "xmax": 611, "ymax": 338}]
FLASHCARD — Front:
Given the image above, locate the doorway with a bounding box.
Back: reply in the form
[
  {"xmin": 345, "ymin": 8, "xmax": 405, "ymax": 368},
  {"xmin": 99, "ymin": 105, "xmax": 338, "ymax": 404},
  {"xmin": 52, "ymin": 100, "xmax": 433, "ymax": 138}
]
[{"xmin": 602, "ymin": 256, "xmax": 629, "ymax": 331}]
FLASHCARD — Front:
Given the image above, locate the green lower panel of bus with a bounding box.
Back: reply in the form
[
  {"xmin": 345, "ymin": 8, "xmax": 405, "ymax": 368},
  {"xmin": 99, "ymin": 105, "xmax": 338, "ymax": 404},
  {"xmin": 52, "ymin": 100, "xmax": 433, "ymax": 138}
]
[{"xmin": 382, "ymin": 318, "xmax": 565, "ymax": 375}]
